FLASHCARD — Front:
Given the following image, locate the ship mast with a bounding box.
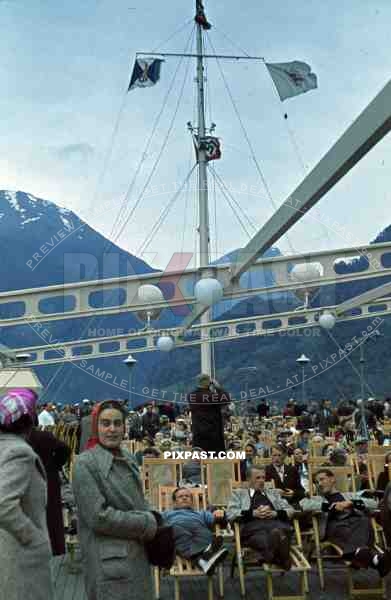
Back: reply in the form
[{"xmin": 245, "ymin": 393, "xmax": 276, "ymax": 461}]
[{"xmin": 195, "ymin": 0, "xmax": 212, "ymax": 376}]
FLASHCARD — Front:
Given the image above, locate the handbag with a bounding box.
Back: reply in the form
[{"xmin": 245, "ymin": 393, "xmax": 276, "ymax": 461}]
[{"xmin": 145, "ymin": 524, "xmax": 176, "ymax": 569}]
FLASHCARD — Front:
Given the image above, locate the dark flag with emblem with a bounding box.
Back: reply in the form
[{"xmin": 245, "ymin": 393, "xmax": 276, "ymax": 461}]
[
  {"xmin": 265, "ymin": 61, "xmax": 317, "ymax": 101},
  {"xmin": 128, "ymin": 57, "xmax": 164, "ymax": 92},
  {"xmin": 195, "ymin": 136, "xmax": 221, "ymax": 161},
  {"xmin": 195, "ymin": 0, "xmax": 212, "ymax": 29}
]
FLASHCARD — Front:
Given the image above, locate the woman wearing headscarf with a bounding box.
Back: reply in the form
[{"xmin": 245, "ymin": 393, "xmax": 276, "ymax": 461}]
[
  {"xmin": 72, "ymin": 400, "xmax": 160, "ymax": 600},
  {"xmin": 0, "ymin": 388, "xmax": 53, "ymax": 600}
]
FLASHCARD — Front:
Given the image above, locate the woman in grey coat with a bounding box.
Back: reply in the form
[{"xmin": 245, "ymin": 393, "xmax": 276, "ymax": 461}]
[
  {"xmin": 72, "ymin": 400, "xmax": 158, "ymax": 600},
  {"xmin": 0, "ymin": 388, "xmax": 53, "ymax": 600}
]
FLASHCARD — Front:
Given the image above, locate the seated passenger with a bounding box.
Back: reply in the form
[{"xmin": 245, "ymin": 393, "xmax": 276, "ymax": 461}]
[
  {"xmin": 227, "ymin": 466, "xmax": 293, "ymax": 570},
  {"xmin": 265, "ymin": 445, "xmax": 305, "ymax": 506},
  {"xmin": 163, "ymin": 487, "xmax": 228, "ymax": 574},
  {"xmin": 300, "ymin": 468, "xmax": 391, "ymax": 576}
]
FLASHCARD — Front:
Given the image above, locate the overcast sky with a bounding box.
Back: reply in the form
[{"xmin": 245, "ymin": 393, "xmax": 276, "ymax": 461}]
[{"xmin": 1, "ymin": 0, "xmax": 390, "ymax": 269}]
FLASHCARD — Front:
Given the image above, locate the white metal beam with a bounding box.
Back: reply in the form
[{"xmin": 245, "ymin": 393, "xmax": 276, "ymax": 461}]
[
  {"xmin": 16, "ymin": 294, "xmax": 391, "ymax": 366},
  {"xmin": 1, "ymin": 241, "xmax": 391, "ymax": 327},
  {"xmin": 336, "ymin": 278, "xmax": 391, "ymax": 316},
  {"xmin": 181, "ymin": 79, "xmax": 391, "ymax": 330}
]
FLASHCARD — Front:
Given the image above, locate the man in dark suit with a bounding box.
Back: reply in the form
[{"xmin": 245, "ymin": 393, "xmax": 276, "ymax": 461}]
[
  {"xmin": 142, "ymin": 404, "xmax": 160, "ymax": 439},
  {"xmin": 227, "ymin": 465, "xmax": 294, "ymax": 570},
  {"xmin": 188, "ymin": 374, "xmax": 230, "ymax": 453},
  {"xmin": 265, "ymin": 445, "xmax": 305, "ymax": 506},
  {"xmin": 301, "ymin": 468, "xmax": 391, "ymax": 576}
]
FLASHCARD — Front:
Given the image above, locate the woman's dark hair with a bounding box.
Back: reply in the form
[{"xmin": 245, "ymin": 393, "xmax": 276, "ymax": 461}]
[
  {"xmin": 0, "ymin": 414, "xmax": 34, "ymax": 435},
  {"xmin": 97, "ymin": 400, "xmax": 127, "ymax": 422}
]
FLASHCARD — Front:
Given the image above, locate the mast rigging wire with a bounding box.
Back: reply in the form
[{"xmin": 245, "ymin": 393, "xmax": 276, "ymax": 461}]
[
  {"xmin": 48, "ymin": 28, "xmax": 196, "ymax": 403},
  {"xmin": 206, "ymin": 32, "xmax": 297, "ymax": 255},
  {"xmin": 210, "ymin": 165, "xmax": 259, "ymax": 234},
  {"xmin": 110, "ymin": 25, "xmax": 195, "ymax": 242},
  {"xmin": 137, "ymin": 164, "xmax": 197, "ymax": 255},
  {"xmin": 113, "ymin": 27, "xmax": 195, "ymax": 243},
  {"xmin": 209, "ymin": 167, "xmax": 252, "ymax": 240}
]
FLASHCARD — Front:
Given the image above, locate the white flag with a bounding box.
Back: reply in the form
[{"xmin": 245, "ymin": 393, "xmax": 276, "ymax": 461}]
[{"xmin": 265, "ymin": 61, "xmax": 317, "ymax": 101}]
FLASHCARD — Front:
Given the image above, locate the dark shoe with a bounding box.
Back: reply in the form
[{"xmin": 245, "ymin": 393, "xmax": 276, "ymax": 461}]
[
  {"xmin": 353, "ymin": 547, "xmax": 374, "ymax": 569},
  {"xmin": 198, "ymin": 547, "xmax": 229, "ymax": 575},
  {"xmin": 210, "ymin": 535, "xmax": 223, "ymax": 554},
  {"xmin": 375, "ymin": 550, "xmax": 391, "ymax": 578},
  {"xmin": 201, "ymin": 536, "xmax": 223, "ymax": 561}
]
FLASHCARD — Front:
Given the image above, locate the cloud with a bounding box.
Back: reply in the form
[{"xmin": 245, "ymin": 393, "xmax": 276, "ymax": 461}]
[{"xmin": 55, "ymin": 143, "xmax": 95, "ymax": 165}]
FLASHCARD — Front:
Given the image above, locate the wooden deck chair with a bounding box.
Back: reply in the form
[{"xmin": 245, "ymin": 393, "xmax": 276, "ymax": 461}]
[
  {"xmin": 382, "ymin": 423, "xmax": 391, "ymax": 436},
  {"xmin": 365, "ymin": 455, "xmax": 391, "ymax": 549},
  {"xmin": 253, "ymin": 456, "xmax": 273, "ymax": 468},
  {"xmin": 308, "ymin": 439, "xmax": 337, "ymax": 458},
  {"xmin": 303, "ymin": 463, "xmax": 357, "ymax": 589},
  {"xmin": 61, "ymin": 425, "xmax": 79, "ymax": 481},
  {"xmin": 307, "ymin": 464, "xmax": 386, "ymax": 598},
  {"xmin": 367, "ymin": 455, "xmax": 391, "ymax": 491},
  {"xmin": 142, "ymin": 458, "xmax": 180, "ymax": 509},
  {"xmin": 307, "ymin": 462, "xmax": 356, "ymax": 497},
  {"xmin": 201, "ymin": 459, "xmax": 241, "ymax": 509},
  {"xmin": 368, "ymin": 442, "xmax": 390, "ymax": 456},
  {"xmin": 231, "ymin": 511, "xmax": 310, "ymax": 600},
  {"xmin": 154, "ymin": 485, "xmax": 223, "ymax": 600}
]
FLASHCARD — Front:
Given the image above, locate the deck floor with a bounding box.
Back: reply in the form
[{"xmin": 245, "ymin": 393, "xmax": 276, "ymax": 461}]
[{"xmin": 52, "ymin": 555, "xmax": 391, "ymax": 600}]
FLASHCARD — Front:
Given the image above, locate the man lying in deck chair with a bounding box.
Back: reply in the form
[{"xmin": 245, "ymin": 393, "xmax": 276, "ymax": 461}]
[
  {"xmin": 300, "ymin": 468, "xmax": 391, "ymax": 577},
  {"xmin": 226, "ymin": 465, "xmax": 294, "ymax": 570},
  {"xmin": 163, "ymin": 487, "xmax": 229, "ymax": 574}
]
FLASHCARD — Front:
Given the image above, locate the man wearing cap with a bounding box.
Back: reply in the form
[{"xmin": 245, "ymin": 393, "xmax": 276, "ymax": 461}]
[{"xmin": 188, "ymin": 374, "xmax": 230, "ymax": 453}]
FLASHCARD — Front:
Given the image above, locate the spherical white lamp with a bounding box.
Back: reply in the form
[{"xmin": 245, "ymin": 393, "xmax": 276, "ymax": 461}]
[
  {"xmin": 194, "ymin": 278, "xmax": 223, "ymax": 306},
  {"xmin": 319, "ymin": 312, "xmax": 336, "ymax": 330},
  {"xmin": 137, "ymin": 284, "xmax": 164, "ymax": 304},
  {"xmin": 291, "ymin": 263, "xmax": 322, "ymax": 283},
  {"xmin": 156, "ymin": 336, "xmax": 175, "ymax": 352}
]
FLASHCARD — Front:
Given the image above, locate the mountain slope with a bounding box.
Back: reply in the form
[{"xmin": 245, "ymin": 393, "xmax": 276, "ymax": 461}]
[
  {"xmin": 0, "ymin": 190, "xmax": 155, "ymax": 292},
  {"xmin": 1, "ymin": 189, "xmax": 391, "ymax": 405}
]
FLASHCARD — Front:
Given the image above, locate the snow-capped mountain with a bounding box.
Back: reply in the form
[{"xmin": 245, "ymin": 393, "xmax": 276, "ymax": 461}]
[
  {"xmin": 1, "ymin": 189, "xmax": 391, "ymax": 405},
  {"xmin": 0, "ymin": 190, "xmax": 155, "ymax": 292}
]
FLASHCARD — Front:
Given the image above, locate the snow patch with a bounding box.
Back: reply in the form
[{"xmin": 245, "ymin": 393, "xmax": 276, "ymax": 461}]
[
  {"xmin": 60, "ymin": 215, "xmax": 73, "ymax": 229},
  {"xmin": 4, "ymin": 191, "xmax": 24, "ymax": 213},
  {"xmin": 21, "ymin": 217, "xmax": 41, "ymax": 225}
]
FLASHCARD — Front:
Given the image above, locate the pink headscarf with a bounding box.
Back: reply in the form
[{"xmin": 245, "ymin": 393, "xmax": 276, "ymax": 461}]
[{"xmin": 0, "ymin": 388, "xmax": 38, "ymax": 427}]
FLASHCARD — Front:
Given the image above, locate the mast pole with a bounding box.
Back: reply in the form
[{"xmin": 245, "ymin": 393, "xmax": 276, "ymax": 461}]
[{"xmin": 195, "ymin": 0, "xmax": 212, "ymax": 376}]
